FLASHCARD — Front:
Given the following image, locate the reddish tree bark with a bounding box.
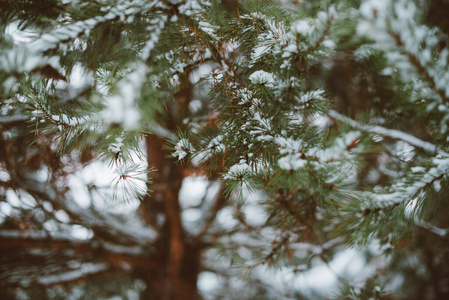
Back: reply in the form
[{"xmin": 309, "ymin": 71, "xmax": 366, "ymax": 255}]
[{"xmin": 139, "ymin": 70, "xmax": 202, "ymax": 300}]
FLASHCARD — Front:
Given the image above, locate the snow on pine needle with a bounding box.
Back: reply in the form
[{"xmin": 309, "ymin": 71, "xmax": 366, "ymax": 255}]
[
  {"xmin": 249, "ymin": 70, "xmax": 277, "ymax": 88},
  {"xmin": 173, "ymin": 138, "xmax": 195, "ymax": 161},
  {"xmin": 110, "ymin": 163, "xmax": 152, "ymax": 203},
  {"xmin": 223, "ymin": 159, "xmax": 251, "ymax": 181}
]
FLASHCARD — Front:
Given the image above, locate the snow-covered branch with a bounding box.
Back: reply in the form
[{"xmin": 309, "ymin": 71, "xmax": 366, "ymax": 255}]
[
  {"xmin": 0, "ymin": 115, "xmax": 30, "ymax": 124},
  {"xmin": 358, "ymin": 0, "xmax": 449, "ymax": 132},
  {"xmin": 414, "ymin": 219, "xmax": 449, "ymax": 237},
  {"xmin": 30, "ymin": 0, "xmax": 159, "ymax": 54},
  {"xmin": 329, "ymin": 110, "xmax": 445, "ymax": 155},
  {"xmin": 362, "ymin": 157, "xmax": 448, "ymax": 209},
  {"xmin": 18, "ymin": 177, "xmax": 157, "ymax": 245},
  {"xmin": 290, "ymin": 237, "xmax": 343, "ymax": 256},
  {"xmin": 30, "ymin": 263, "xmax": 110, "ymax": 287},
  {"xmin": 0, "ymin": 229, "xmax": 146, "ymax": 256}
]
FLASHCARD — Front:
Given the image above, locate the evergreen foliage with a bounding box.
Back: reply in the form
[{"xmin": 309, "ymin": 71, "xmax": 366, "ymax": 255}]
[{"xmin": 1, "ymin": 0, "xmax": 449, "ymax": 299}]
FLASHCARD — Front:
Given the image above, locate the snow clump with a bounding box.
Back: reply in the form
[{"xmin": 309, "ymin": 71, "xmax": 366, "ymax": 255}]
[{"xmin": 249, "ymin": 70, "xmax": 276, "ymax": 88}]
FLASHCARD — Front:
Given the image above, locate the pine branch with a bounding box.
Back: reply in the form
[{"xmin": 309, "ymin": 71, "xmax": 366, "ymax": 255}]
[
  {"xmin": 0, "ymin": 115, "xmax": 30, "ymax": 124},
  {"xmin": 329, "ymin": 110, "xmax": 446, "ymax": 155},
  {"xmin": 298, "ymin": 18, "xmax": 332, "ymax": 57},
  {"xmin": 0, "ymin": 230, "xmax": 159, "ymax": 288},
  {"xmin": 388, "ymin": 29, "xmax": 449, "ymax": 104},
  {"xmin": 0, "ymin": 229, "xmax": 145, "ymax": 256},
  {"xmin": 35, "ymin": 98, "xmax": 71, "ymax": 129},
  {"xmin": 247, "ymin": 234, "xmax": 290, "ymax": 269},
  {"xmin": 196, "ymin": 184, "xmax": 227, "ymax": 237},
  {"xmin": 363, "ymin": 171, "xmax": 444, "ymax": 211},
  {"xmin": 307, "ymin": 163, "xmax": 339, "ymax": 190},
  {"xmin": 30, "ymin": 263, "xmax": 110, "ymax": 287},
  {"xmin": 18, "ymin": 177, "xmax": 156, "ymax": 245},
  {"xmin": 290, "ymin": 237, "xmax": 343, "ymax": 255},
  {"xmin": 414, "ymin": 219, "xmax": 449, "ymax": 237},
  {"xmin": 30, "ymin": 0, "xmax": 160, "ymax": 54}
]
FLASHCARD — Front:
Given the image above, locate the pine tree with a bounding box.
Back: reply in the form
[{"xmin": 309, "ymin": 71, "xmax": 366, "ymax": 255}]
[{"xmin": 1, "ymin": 0, "xmax": 449, "ymax": 299}]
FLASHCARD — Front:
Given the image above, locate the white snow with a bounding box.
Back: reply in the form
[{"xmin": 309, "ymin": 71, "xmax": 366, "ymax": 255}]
[
  {"xmin": 249, "ymin": 70, "xmax": 276, "ymax": 88},
  {"xmin": 0, "ymin": 202, "xmax": 12, "ymax": 217},
  {"xmin": 182, "ymin": 208, "xmax": 202, "ymax": 223},
  {"xmin": 140, "ymin": 15, "xmax": 167, "ymax": 61},
  {"xmin": 207, "ymin": 135, "xmax": 225, "ymax": 152},
  {"xmin": 55, "ymin": 210, "xmax": 70, "ymax": 223},
  {"xmin": 70, "ymin": 225, "xmax": 93, "ymax": 240},
  {"xmin": 174, "ymin": 138, "xmax": 195, "ymax": 160},
  {"xmin": 216, "ymin": 207, "xmax": 239, "ymax": 230},
  {"xmin": 223, "ymin": 160, "xmax": 250, "ymax": 180},
  {"xmin": 108, "ymin": 136, "xmax": 125, "ymax": 153},
  {"xmin": 198, "ymin": 271, "xmax": 220, "ymax": 293},
  {"xmin": 297, "ymin": 89, "xmax": 325, "ymax": 104},
  {"xmin": 359, "ymin": 0, "xmax": 390, "ymax": 19},
  {"xmin": 291, "ymin": 19, "xmax": 314, "ymax": 36},
  {"xmin": 329, "ymin": 110, "xmax": 445, "ymax": 155},
  {"xmin": 278, "ymin": 154, "xmax": 307, "ymax": 171},
  {"xmin": 36, "ymin": 263, "xmax": 108, "ymax": 286},
  {"xmin": 179, "ymin": 176, "xmax": 209, "ymax": 208},
  {"xmin": 6, "ymin": 190, "xmax": 21, "ymax": 207}
]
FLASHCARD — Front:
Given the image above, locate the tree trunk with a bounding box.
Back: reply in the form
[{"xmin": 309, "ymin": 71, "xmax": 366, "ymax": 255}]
[
  {"xmin": 139, "ymin": 70, "xmax": 200, "ymax": 299},
  {"xmin": 139, "ymin": 242, "xmax": 202, "ymax": 300}
]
